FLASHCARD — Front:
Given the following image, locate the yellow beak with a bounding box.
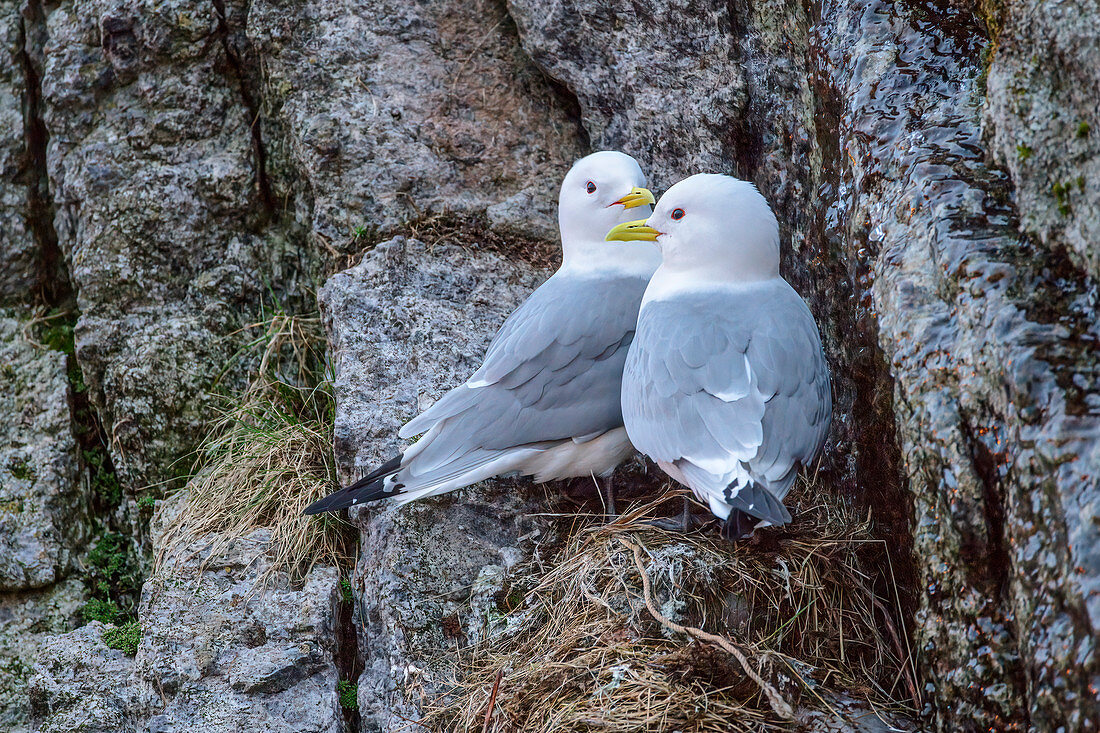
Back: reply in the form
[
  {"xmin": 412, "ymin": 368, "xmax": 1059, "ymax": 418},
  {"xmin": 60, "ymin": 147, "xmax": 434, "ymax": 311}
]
[
  {"xmin": 610, "ymin": 187, "xmax": 656, "ymax": 210},
  {"xmin": 605, "ymin": 219, "xmax": 660, "ymax": 242}
]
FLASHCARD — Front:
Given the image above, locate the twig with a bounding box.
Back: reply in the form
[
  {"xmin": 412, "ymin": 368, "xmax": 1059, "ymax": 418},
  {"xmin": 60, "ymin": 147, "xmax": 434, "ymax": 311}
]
[
  {"xmin": 481, "ymin": 669, "xmax": 504, "ymax": 733},
  {"xmin": 870, "ymin": 593, "xmax": 920, "ymax": 711},
  {"xmin": 619, "ymin": 537, "xmax": 795, "ymax": 720}
]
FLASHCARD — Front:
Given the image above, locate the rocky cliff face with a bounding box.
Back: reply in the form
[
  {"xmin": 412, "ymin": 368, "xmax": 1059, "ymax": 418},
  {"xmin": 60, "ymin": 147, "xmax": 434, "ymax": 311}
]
[{"xmin": 1, "ymin": 0, "xmax": 1096, "ymax": 730}]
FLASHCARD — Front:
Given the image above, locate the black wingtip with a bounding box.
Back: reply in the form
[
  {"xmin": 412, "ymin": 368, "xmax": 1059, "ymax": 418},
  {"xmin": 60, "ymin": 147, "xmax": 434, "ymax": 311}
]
[
  {"xmin": 720, "ymin": 481, "xmax": 792, "ymax": 541},
  {"xmin": 303, "ymin": 454, "xmax": 403, "ymax": 515}
]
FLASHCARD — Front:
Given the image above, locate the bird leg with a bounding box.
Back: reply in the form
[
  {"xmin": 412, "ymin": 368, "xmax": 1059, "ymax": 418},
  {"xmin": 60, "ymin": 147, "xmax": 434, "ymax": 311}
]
[
  {"xmin": 601, "ymin": 473, "xmax": 617, "ymax": 519},
  {"xmin": 645, "ymin": 496, "xmax": 695, "ymax": 533}
]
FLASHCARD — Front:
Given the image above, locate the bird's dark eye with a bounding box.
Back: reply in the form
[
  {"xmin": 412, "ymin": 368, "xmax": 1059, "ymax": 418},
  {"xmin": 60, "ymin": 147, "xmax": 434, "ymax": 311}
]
[
  {"xmin": 586, "ymin": 181, "xmax": 596, "ymax": 194},
  {"xmin": 671, "ymin": 208, "xmax": 685, "ymax": 220}
]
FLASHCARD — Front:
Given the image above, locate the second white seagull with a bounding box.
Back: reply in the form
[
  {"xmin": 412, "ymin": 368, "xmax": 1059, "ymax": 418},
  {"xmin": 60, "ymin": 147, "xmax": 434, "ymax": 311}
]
[{"xmin": 605, "ymin": 173, "xmax": 832, "ymax": 540}]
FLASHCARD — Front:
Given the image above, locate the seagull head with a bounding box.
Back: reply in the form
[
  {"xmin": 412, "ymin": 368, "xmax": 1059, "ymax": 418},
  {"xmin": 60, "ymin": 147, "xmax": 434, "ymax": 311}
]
[
  {"xmin": 605, "ymin": 173, "xmax": 780, "ymax": 282},
  {"xmin": 557, "ymin": 151, "xmax": 657, "ymax": 268}
]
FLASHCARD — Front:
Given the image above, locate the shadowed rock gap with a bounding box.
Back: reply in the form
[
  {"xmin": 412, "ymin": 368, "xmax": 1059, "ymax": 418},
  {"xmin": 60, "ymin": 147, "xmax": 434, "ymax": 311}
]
[
  {"xmin": 803, "ymin": 33, "xmax": 918, "ymax": 625},
  {"xmin": 335, "ymin": 584, "xmax": 363, "ymax": 732},
  {"xmin": 211, "ymin": 0, "xmax": 275, "ymax": 216},
  {"xmin": 498, "ymin": 0, "xmax": 591, "ymax": 154},
  {"xmin": 16, "ymin": 0, "xmax": 62, "ymax": 305}
]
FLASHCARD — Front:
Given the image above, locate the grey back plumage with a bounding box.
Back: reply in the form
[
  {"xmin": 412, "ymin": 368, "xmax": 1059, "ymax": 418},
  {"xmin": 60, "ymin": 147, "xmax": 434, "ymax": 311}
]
[
  {"xmin": 622, "ymin": 279, "xmax": 831, "ymax": 521},
  {"xmin": 398, "ymin": 271, "xmax": 651, "ymax": 470}
]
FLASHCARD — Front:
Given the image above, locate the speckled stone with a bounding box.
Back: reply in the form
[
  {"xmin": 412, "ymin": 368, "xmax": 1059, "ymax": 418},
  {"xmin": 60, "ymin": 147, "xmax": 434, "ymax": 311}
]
[
  {"xmin": 29, "ymin": 493, "xmax": 344, "ymax": 732},
  {"xmin": 0, "ymin": 0, "xmax": 40, "ymax": 304},
  {"xmin": 0, "ymin": 579, "xmax": 85, "ymax": 732},
  {"xmin": 0, "ymin": 313, "xmax": 86, "ymax": 590}
]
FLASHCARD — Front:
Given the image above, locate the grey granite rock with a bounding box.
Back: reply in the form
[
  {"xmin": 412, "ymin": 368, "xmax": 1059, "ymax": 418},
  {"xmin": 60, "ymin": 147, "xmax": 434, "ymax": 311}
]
[
  {"xmin": 508, "ymin": 0, "xmax": 749, "ymax": 189},
  {"xmin": 0, "ymin": 579, "xmax": 85, "ymax": 732},
  {"xmin": 6, "ymin": 0, "xmax": 1099, "ymax": 729},
  {"xmin": 38, "ymin": 0, "xmax": 318, "ymax": 492},
  {"xmin": 0, "ymin": 313, "xmax": 86, "ymax": 590},
  {"xmin": 0, "ymin": 0, "xmax": 39, "ymax": 304},
  {"xmin": 320, "ymin": 236, "xmax": 546, "ymax": 479},
  {"xmin": 29, "ymin": 493, "xmax": 346, "ymax": 732},
  {"xmin": 247, "ymin": 0, "xmax": 584, "ymax": 242},
  {"xmin": 985, "ymin": 0, "xmax": 1100, "ymax": 281},
  {"xmin": 321, "ymin": 236, "xmax": 557, "ymax": 729},
  {"xmin": 29, "ymin": 621, "xmax": 140, "ymax": 733}
]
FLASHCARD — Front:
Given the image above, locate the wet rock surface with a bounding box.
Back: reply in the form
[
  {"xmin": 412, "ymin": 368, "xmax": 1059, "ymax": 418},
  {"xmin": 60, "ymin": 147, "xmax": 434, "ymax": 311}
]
[{"xmin": 816, "ymin": 2, "xmax": 1099, "ymax": 728}]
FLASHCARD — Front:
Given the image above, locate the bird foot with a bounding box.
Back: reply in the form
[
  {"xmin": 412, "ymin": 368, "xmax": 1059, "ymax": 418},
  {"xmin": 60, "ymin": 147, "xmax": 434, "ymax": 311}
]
[
  {"xmin": 644, "ymin": 516, "xmax": 693, "ymax": 532},
  {"xmin": 720, "ymin": 509, "xmax": 760, "ymax": 542},
  {"xmin": 643, "ymin": 497, "xmax": 695, "ymax": 533}
]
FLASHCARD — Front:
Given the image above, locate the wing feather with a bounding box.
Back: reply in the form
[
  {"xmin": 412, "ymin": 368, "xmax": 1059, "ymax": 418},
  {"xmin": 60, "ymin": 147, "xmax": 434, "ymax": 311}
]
[
  {"xmin": 622, "ymin": 280, "xmax": 831, "ymax": 517},
  {"xmin": 401, "ymin": 271, "xmax": 650, "ymax": 452}
]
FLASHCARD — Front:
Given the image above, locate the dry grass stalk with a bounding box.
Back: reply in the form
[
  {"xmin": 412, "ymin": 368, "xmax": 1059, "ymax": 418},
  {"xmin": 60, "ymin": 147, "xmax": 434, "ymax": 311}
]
[
  {"xmin": 619, "ymin": 536, "xmax": 793, "ymax": 719},
  {"xmin": 425, "ymin": 483, "xmax": 914, "ymax": 732},
  {"xmin": 159, "ymin": 312, "xmax": 354, "ymax": 585}
]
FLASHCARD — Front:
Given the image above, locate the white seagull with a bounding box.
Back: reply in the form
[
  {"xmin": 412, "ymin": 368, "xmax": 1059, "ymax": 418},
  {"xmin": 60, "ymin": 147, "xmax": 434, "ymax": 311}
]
[
  {"xmin": 605, "ymin": 174, "xmax": 831, "ymax": 540},
  {"xmin": 305, "ymin": 151, "xmax": 660, "ymax": 515}
]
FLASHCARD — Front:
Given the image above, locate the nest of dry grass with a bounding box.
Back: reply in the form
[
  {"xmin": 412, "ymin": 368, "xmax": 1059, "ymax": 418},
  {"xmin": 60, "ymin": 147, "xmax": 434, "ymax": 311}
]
[
  {"xmin": 159, "ymin": 312, "xmax": 354, "ymax": 584},
  {"xmin": 425, "ymin": 484, "xmax": 917, "ymax": 732}
]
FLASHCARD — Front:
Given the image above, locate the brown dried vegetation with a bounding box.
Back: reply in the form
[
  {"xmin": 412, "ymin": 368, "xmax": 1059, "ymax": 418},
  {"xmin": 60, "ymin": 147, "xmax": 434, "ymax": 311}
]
[{"xmin": 426, "ymin": 484, "xmax": 916, "ymax": 732}]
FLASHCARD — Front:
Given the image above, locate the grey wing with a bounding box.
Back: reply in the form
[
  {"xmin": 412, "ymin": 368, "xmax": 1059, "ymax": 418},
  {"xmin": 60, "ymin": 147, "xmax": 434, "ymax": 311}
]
[
  {"xmin": 398, "ymin": 272, "xmax": 650, "ymax": 457},
  {"xmin": 623, "ymin": 283, "xmax": 831, "ymax": 508},
  {"xmin": 746, "ymin": 294, "xmax": 832, "ymax": 498}
]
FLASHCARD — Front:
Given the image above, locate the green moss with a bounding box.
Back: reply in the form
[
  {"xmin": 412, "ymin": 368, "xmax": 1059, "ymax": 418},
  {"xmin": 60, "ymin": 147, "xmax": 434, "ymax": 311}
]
[
  {"xmin": 39, "ymin": 312, "xmax": 87, "ymax": 394},
  {"xmin": 1077, "ymin": 121, "xmax": 1091, "ymax": 139},
  {"xmin": 83, "ymin": 532, "xmax": 141, "ymax": 628},
  {"xmin": 82, "ymin": 597, "xmax": 121, "ymax": 624},
  {"xmin": 7, "ymin": 456, "xmax": 34, "ymax": 481},
  {"xmin": 337, "ymin": 680, "xmax": 358, "ymax": 710},
  {"xmin": 103, "ymin": 620, "xmax": 141, "ymax": 655},
  {"xmin": 39, "ymin": 316, "xmax": 75, "ymax": 355},
  {"xmin": 137, "ymin": 494, "xmax": 156, "ymax": 509},
  {"xmin": 1015, "ymin": 144, "xmax": 1033, "ymax": 161},
  {"xmin": 84, "ymin": 449, "xmax": 122, "ymax": 509},
  {"xmin": 976, "ymin": 43, "xmax": 993, "ymax": 98},
  {"xmin": 353, "ymin": 225, "xmax": 369, "ymax": 240},
  {"xmin": 1052, "ymin": 180, "xmax": 1073, "ymax": 216},
  {"xmin": 0, "ymin": 498, "xmax": 24, "ymax": 513},
  {"xmin": 340, "ymin": 578, "xmax": 354, "ymax": 603},
  {"xmin": 88, "ymin": 534, "xmax": 137, "ymax": 585}
]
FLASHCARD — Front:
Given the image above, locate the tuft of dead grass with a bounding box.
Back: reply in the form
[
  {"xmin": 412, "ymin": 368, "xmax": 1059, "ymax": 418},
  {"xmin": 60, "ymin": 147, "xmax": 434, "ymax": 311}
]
[
  {"xmin": 425, "ymin": 483, "xmax": 917, "ymax": 732},
  {"xmin": 158, "ymin": 312, "xmax": 354, "ymax": 585}
]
